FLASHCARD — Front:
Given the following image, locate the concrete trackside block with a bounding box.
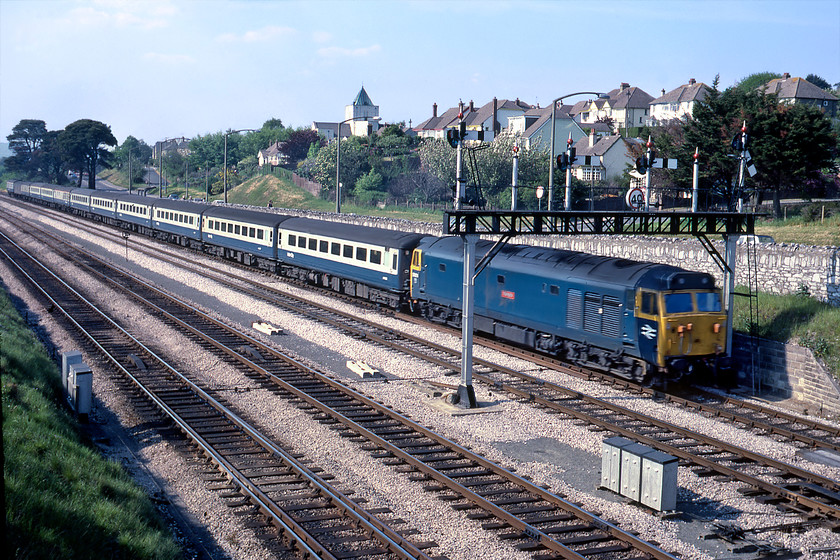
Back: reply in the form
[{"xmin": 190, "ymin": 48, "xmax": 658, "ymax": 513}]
[
  {"xmin": 252, "ymin": 321, "xmax": 282, "ymax": 335},
  {"xmin": 347, "ymin": 360, "xmax": 380, "ymax": 378}
]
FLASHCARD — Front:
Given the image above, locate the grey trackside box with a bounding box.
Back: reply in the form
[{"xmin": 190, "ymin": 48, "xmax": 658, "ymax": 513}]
[
  {"xmin": 601, "ymin": 436, "xmax": 633, "ymax": 492},
  {"xmin": 641, "ymin": 449, "xmax": 678, "ymax": 511},
  {"xmin": 620, "ymin": 442, "xmax": 653, "ymax": 502}
]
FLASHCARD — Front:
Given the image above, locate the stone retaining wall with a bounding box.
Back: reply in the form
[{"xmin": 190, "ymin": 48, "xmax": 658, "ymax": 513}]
[{"xmin": 732, "ymin": 334, "xmax": 840, "ymax": 420}]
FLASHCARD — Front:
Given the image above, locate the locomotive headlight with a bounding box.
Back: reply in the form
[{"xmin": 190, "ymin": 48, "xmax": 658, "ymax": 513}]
[{"xmin": 713, "ymin": 323, "xmax": 721, "ymax": 333}]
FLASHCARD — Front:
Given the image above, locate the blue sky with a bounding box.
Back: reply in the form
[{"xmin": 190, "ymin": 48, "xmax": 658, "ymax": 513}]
[{"xmin": 2, "ymin": 0, "xmax": 838, "ymax": 146}]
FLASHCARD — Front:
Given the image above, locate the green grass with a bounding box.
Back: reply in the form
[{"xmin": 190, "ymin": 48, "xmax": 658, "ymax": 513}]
[
  {"xmin": 755, "ymin": 212, "xmax": 840, "ymax": 247},
  {"xmin": 1, "ymin": 288, "xmax": 182, "ymax": 560},
  {"xmin": 733, "ymin": 288, "xmax": 840, "ymax": 378}
]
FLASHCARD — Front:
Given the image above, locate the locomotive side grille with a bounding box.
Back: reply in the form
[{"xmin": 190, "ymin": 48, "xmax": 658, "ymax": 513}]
[
  {"xmin": 583, "ymin": 292, "xmax": 601, "ymax": 333},
  {"xmin": 566, "ymin": 289, "xmax": 582, "ymax": 329},
  {"xmin": 602, "ymin": 296, "xmax": 621, "ymax": 338}
]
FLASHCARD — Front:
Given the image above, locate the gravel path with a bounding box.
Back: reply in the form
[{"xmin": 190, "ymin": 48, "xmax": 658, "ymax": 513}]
[{"xmin": 3, "ymin": 201, "xmax": 840, "ymax": 560}]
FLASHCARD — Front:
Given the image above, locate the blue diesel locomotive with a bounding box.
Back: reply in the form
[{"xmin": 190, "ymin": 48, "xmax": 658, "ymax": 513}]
[{"xmin": 7, "ymin": 180, "xmax": 731, "ymax": 381}]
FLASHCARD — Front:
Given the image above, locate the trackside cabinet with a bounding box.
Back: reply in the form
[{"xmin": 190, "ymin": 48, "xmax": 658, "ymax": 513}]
[
  {"xmin": 641, "ymin": 450, "xmax": 678, "ymax": 511},
  {"xmin": 620, "ymin": 442, "xmax": 652, "ymax": 501},
  {"xmin": 601, "ymin": 437, "xmax": 633, "ymax": 492}
]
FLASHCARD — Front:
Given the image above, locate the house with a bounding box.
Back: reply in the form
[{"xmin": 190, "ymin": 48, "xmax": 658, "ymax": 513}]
[
  {"xmin": 575, "ymin": 83, "xmax": 654, "ymax": 132},
  {"xmin": 414, "ymin": 97, "xmax": 534, "ymax": 141},
  {"xmin": 153, "ymin": 137, "xmax": 190, "ymax": 160},
  {"xmin": 648, "ymin": 78, "xmax": 710, "ymax": 125},
  {"xmin": 506, "ymin": 106, "xmax": 586, "ymax": 156},
  {"xmin": 760, "ymin": 73, "xmax": 838, "ymax": 118},
  {"xmin": 571, "ymin": 130, "xmax": 641, "ymax": 183},
  {"xmin": 257, "ymin": 142, "xmax": 289, "ymax": 167}
]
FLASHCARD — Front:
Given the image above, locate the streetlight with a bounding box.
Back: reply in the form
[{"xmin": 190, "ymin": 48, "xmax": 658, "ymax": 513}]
[
  {"xmin": 547, "ymin": 91, "xmax": 608, "ymax": 210},
  {"xmin": 224, "ymin": 129, "xmax": 257, "ymax": 203},
  {"xmin": 336, "ymin": 116, "xmax": 380, "ymax": 213}
]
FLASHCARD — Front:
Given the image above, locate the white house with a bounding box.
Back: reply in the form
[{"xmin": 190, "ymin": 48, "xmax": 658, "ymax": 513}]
[{"xmin": 648, "ymin": 79, "xmax": 709, "ymax": 125}]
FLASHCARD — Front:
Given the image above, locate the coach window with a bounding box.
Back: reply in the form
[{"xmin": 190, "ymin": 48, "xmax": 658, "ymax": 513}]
[
  {"xmin": 235, "ymin": 225, "xmax": 241, "ymax": 235},
  {"xmin": 257, "ymin": 229, "xmax": 263, "ymax": 240},
  {"xmin": 343, "ymin": 244, "xmax": 353, "ymax": 258},
  {"xmin": 249, "ymin": 227, "xmax": 255, "ymax": 238},
  {"xmin": 331, "ymin": 242, "xmax": 341, "ymax": 256},
  {"xmin": 288, "ymin": 234, "xmax": 297, "ymax": 246},
  {"xmin": 319, "ymin": 240, "xmax": 328, "ymax": 253},
  {"xmin": 308, "ymin": 238, "xmax": 317, "ymax": 251},
  {"xmin": 370, "ymin": 249, "xmax": 382, "ymax": 264},
  {"xmin": 356, "ymin": 247, "xmax": 367, "ymax": 261},
  {"xmin": 298, "ymin": 236, "xmax": 306, "ymax": 248}
]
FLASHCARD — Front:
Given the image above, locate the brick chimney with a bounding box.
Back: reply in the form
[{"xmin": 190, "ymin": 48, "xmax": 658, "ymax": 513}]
[
  {"xmin": 620, "ymin": 82, "xmax": 629, "ymax": 92},
  {"xmin": 783, "ymin": 72, "xmax": 790, "ymax": 80},
  {"xmin": 589, "ymin": 129, "xmax": 597, "ymax": 148},
  {"xmin": 689, "ymin": 78, "xmax": 696, "ymax": 85},
  {"xmin": 432, "ymin": 103, "xmax": 437, "ymax": 118},
  {"xmin": 469, "ymin": 100, "xmax": 474, "ymax": 111}
]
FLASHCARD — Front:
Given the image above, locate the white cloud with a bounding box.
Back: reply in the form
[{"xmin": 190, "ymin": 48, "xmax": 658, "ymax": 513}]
[
  {"xmin": 312, "ymin": 30, "xmax": 332, "ymax": 43},
  {"xmin": 216, "ymin": 25, "xmax": 296, "ymax": 43},
  {"xmin": 66, "ymin": 1, "xmax": 175, "ymax": 30},
  {"xmin": 317, "ymin": 44, "xmax": 381, "ymax": 58},
  {"xmin": 142, "ymin": 52, "xmax": 195, "ymax": 65}
]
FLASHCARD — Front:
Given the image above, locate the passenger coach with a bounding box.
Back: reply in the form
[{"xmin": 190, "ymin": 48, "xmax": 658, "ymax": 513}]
[
  {"xmin": 202, "ymin": 206, "xmax": 293, "ymax": 267},
  {"xmin": 278, "ymin": 218, "xmax": 427, "ymax": 307}
]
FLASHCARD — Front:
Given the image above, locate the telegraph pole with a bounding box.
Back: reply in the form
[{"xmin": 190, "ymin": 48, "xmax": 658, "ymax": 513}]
[{"xmin": 511, "ymin": 144, "xmax": 519, "ymax": 211}]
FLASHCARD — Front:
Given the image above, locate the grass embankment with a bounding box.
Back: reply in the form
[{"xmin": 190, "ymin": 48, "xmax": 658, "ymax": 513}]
[
  {"xmin": 733, "ymin": 289, "xmax": 840, "ymax": 377},
  {"xmin": 1, "ymin": 288, "xmax": 182, "ymax": 559}
]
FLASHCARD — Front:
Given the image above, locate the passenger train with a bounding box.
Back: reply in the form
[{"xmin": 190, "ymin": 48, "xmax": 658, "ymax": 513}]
[{"xmin": 6, "ymin": 180, "xmax": 733, "ymax": 382}]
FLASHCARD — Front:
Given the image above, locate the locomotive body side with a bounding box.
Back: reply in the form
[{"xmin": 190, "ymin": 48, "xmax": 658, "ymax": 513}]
[{"xmin": 411, "ymin": 236, "xmax": 729, "ymax": 381}]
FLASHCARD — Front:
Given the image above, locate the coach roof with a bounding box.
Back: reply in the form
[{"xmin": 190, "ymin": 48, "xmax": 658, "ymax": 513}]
[
  {"xmin": 281, "ymin": 217, "xmax": 427, "ymax": 249},
  {"xmin": 202, "ymin": 205, "xmax": 294, "ymax": 227}
]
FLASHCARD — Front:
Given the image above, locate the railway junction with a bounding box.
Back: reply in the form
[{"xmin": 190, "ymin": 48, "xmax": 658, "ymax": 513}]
[{"xmin": 2, "ymin": 196, "xmax": 839, "ymax": 560}]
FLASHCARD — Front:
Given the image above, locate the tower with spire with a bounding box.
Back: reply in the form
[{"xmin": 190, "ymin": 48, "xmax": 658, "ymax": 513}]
[{"xmin": 345, "ymin": 85, "xmax": 380, "ymax": 136}]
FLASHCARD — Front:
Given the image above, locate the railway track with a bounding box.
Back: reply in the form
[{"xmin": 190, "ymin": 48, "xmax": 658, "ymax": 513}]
[
  {"xmin": 1, "ymin": 207, "xmax": 677, "ymax": 559},
  {"xmin": 7, "ymin": 200, "xmax": 840, "ymax": 527},
  {"xmin": 0, "ymin": 230, "xmax": 440, "ymax": 560}
]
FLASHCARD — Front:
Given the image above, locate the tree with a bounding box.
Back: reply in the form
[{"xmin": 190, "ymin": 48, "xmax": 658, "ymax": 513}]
[
  {"xmin": 749, "ymin": 99, "xmax": 837, "ymax": 217},
  {"xmin": 353, "ymin": 169, "xmax": 386, "ymax": 204},
  {"xmin": 5, "ymin": 119, "xmax": 48, "ymax": 176},
  {"xmin": 281, "ymin": 129, "xmax": 322, "ymax": 166},
  {"xmin": 805, "ymin": 74, "xmax": 832, "ymax": 91},
  {"xmin": 735, "ymin": 72, "xmax": 781, "ymax": 93},
  {"xmin": 58, "ymin": 119, "xmax": 117, "ymax": 189},
  {"xmin": 115, "ymin": 136, "xmax": 152, "ymax": 186}
]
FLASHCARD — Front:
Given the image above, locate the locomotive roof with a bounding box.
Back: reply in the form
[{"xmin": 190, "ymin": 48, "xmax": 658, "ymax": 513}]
[
  {"xmin": 202, "ymin": 205, "xmax": 296, "ymax": 227},
  {"xmin": 424, "ymin": 236, "xmax": 716, "ymax": 291},
  {"xmin": 280, "ymin": 217, "xmax": 428, "ymax": 249}
]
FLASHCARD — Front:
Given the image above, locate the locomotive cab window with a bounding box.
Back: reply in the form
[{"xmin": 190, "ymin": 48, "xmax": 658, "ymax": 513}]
[
  {"xmin": 639, "ymin": 291, "xmax": 659, "ymax": 315},
  {"xmin": 696, "ymin": 291, "xmax": 722, "ymax": 312},
  {"xmin": 664, "ymin": 292, "xmax": 693, "ymax": 314}
]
